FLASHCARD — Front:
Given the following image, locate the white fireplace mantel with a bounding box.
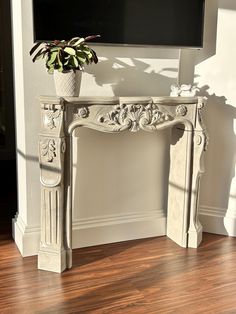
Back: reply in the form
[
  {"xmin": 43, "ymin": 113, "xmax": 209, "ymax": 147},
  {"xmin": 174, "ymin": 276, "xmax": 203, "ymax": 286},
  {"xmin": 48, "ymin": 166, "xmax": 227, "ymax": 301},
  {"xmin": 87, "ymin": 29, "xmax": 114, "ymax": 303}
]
[{"xmin": 38, "ymin": 96, "xmax": 207, "ymax": 273}]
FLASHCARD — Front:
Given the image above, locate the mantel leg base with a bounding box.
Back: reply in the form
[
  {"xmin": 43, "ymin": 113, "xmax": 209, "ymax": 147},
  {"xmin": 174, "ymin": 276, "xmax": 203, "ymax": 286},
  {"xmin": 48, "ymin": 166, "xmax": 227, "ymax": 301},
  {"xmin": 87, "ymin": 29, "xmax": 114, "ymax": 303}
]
[
  {"xmin": 167, "ymin": 229, "xmax": 188, "ymax": 248},
  {"xmin": 38, "ymin": 249, "xmax": 67, "ymax": 273},
  {"xmin": 66, "ymin": 248, "xmax": 72, "ymax": 269},
  {"xmin": 188, "ymin": 225, "xmax": 203, "ymax": 248}
]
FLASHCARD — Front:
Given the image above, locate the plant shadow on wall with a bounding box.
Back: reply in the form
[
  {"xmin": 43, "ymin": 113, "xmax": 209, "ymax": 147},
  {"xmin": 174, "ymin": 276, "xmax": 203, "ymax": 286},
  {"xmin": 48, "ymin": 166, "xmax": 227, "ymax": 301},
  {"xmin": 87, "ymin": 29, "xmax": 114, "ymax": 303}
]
[
  {"xmin": 197, "ymin": 85, "xmax": 236, "ymax": 234},
  {"xmin": 85, "ymin": 56, "xmax": 178, "ymax": 96},
  {"xmin": 71, "ymin": 50, "xmax": 177, "ymax": 228}
]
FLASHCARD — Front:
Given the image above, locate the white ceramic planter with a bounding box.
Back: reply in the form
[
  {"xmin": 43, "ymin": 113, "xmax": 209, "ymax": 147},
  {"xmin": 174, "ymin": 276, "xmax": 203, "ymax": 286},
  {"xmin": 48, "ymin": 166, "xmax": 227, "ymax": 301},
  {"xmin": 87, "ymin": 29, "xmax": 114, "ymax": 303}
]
[{"xmin": 53, "ymin": 70, "xmax": 82, "ymax": 97}]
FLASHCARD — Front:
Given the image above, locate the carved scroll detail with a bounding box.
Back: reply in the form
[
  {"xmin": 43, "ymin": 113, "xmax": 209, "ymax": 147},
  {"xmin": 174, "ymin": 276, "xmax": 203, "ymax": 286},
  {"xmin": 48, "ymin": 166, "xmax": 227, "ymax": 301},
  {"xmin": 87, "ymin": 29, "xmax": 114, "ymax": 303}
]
[
  {"xmin": 194, "ymin": 135, "xmax": 202, "ymax": 145},
  {"xmin": 41, "ymin": 139, "xmax": 57, "ymax": 162},
  {"xmin": 98, "ymin": 103, "xmax": 171, "ymax": 132},
  {"xmin": 196, "ymin": 99, "xmax": 209, "ymax": 151}
]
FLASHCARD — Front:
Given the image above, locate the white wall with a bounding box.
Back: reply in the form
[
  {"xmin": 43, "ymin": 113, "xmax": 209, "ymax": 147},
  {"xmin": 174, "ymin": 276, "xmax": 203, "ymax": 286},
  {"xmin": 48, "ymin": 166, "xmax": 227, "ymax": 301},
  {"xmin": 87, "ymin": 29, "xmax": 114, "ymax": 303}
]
[
  {"xmin": 14, "ymin": 0, "xmax": 235, "ymax": 256},
  {"xmin": 193, "ymin": 0, "xmax": 236, "ymax": 236},
  {"xmin": 12, "ymin": 0, "xmax": 180, "ymax": 256}
]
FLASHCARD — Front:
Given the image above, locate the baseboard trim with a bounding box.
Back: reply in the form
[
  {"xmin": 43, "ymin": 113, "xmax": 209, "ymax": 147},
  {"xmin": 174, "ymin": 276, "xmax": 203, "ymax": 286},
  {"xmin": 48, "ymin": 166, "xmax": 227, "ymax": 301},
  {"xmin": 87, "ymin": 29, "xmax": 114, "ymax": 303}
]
[
  {"xmin": 72, "ymin": 210, "xmax": 166, "ymax": 248},
  {"xmin": 13, "ymin": 209, "xmax": 166, "ymax": 256},
  {"xmin": 12, "ymin": 214, "xmax": 40, "ymax": 257},
  {"xmin": 199, "ymin": 205, "xmax": 236, "ymax": 237}
]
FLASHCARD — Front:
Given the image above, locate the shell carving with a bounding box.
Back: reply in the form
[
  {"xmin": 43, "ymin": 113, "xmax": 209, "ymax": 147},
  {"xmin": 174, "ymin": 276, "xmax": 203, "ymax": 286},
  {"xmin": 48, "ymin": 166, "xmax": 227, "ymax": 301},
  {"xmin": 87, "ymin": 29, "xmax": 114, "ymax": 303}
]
[{"xmin": 99, "ymin": 103, "xmax": 171, "ymax": 132}]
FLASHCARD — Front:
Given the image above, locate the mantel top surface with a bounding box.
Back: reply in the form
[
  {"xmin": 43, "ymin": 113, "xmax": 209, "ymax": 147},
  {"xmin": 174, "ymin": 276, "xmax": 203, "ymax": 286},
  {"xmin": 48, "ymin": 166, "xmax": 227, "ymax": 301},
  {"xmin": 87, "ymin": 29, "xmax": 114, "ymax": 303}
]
[{"xmin": 39, "ymin": 95, "xmax": 203, "ymax": 106}]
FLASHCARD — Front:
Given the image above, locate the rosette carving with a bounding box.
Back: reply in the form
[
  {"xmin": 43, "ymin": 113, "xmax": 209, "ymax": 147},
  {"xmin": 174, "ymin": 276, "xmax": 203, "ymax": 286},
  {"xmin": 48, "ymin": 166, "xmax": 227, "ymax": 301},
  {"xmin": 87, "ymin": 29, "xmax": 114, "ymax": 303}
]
[
  {"xmin": 176, "ymin": 105, "xmax": 187, "ymax": 116},
  {"xmin": 74, "ymin": 107, "xmax": 89, "ymax": 120},
  {"xmin": 98, "ymin": 103, "xmax": 171, "ymax": 132}
]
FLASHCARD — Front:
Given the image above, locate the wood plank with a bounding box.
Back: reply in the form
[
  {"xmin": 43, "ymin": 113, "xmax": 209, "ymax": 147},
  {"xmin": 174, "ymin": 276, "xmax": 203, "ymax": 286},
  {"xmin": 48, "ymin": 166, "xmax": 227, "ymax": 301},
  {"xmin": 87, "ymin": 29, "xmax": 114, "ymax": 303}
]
[{"xmin": 0, "ymin": 233, "xmax": 236, "ymax": 313}]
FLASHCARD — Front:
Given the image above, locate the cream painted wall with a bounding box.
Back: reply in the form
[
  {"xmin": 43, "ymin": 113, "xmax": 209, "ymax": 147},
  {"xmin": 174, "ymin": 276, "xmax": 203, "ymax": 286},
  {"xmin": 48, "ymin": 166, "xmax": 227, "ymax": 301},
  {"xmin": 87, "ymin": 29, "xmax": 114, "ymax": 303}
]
[
  {"xmin": 191, "ymin": 0, "xmax": 236, "ymax": 236},
  {"xmin": 14, "ymin": 0, "xmax": 236, "ymax": 256},
  {"xmin": 12, "ymin": 0, "xmax": 181, "ymax": 255}
]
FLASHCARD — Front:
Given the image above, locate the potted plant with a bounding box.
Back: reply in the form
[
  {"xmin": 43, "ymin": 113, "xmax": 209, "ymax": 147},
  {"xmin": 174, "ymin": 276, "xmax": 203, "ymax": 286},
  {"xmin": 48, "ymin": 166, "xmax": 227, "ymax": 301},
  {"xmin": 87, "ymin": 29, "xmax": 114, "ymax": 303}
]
[{"xmin": 30, "ymin": 35, "xmax": 100, "ymax": 97}]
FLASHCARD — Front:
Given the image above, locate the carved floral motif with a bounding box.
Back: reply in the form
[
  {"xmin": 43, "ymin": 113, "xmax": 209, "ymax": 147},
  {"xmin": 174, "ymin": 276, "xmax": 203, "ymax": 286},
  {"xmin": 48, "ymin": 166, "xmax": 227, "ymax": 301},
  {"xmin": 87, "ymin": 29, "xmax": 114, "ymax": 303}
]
[
  {"xmin": 176, "ymin": 105, "xmax": 187, "ymax": 116},
  {"xmin": 98, "ymin": 103, "xmax": 171, "ymax": 132},
  {"xmin": 41, "ymin": 139, "xmax": 57, "ymax": 162},
  {"xmin": 74, "ymin": 107, "xmax": 89, "ymax": 120}
]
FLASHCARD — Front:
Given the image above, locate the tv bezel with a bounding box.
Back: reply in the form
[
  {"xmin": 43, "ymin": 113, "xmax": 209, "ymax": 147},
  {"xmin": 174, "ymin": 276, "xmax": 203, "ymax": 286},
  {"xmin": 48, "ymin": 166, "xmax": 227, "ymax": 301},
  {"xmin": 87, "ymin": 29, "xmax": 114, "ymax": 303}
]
[{"xmin": 32, "ymin": 0, "xmax": 205, "ymax": 49}]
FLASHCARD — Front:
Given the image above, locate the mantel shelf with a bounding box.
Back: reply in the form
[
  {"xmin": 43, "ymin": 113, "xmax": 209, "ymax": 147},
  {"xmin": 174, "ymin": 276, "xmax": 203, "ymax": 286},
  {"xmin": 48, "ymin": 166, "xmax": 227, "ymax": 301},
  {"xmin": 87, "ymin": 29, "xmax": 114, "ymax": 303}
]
[{"xmin": 39, "ymin": 95, "xmax": 202, "ymax": 106}]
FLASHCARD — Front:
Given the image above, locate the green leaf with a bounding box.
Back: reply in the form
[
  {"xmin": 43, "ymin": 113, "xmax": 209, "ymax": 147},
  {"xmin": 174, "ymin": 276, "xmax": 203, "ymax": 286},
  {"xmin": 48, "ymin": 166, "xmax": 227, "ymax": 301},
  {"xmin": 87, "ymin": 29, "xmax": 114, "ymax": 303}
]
[
  {"xmin": 50, "ymin": 47, "xmax": 60, "ymax": 52},
  {"xmin": 57, "ymin": 52, "xmax": 62, "ymax": 65},
  {"xmin": 73, "ymin": 37, "xmax": 85, "ymax": 46},
  {"xmin": 76, "ymin": 51, "xmax": 86, "ymax": 63},
  {"xmin": 68, "ymin": 37, "xmax": 79, "ymax": 45},
  {"xmin": 82, "ymin": 47, "xmax": 92, "ymax": 55},
  {"xmin": 35, "ymin": 54, "xmax": 43, "ymax": 61},
  {"xmin": 56, "ymin": 53, "xmax": 63, "ymax": 71},
  {"xmin": 32, "ymin": 47, "xmax": 46, "ymax": 62},
  {"xmin": 64, "ymin": 47, "xmax": 76, "ymax": 55},
  {"xmin": 29, "ymin": 41, "xmax": 42, "ymax": 56},
  {"xmin": 47, "ymin": 51, "xmax": 58, "ymax": 66},
  {"xmin": 48, "ymin": 67, "xmax": 54, "ymax": 74},
  {"xmin": 85, "ymin": 34, "xmax": 101, "ymax": 42},
  {"xmin": 73, "ymin": 56, "xmax": 79, "ymax": 67},
  {"xmin": 68, "ymin": 37, "xmax": 85, "ymax": 46},
  {"xmin": 87, "ymin": 52, "xmax": 93, "ymax": 59},
  {"xmin": 91, "ymin": 49, "xmax": 98, "ymax": 63}
]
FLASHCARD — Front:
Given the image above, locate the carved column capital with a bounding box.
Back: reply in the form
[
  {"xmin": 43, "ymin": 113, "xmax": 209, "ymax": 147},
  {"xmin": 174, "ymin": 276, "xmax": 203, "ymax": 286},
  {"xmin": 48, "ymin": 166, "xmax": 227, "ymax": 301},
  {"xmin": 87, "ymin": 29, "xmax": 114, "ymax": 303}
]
[{"xmin": 40, "ymin": 99, "xmax": 65, "ymax": 136}]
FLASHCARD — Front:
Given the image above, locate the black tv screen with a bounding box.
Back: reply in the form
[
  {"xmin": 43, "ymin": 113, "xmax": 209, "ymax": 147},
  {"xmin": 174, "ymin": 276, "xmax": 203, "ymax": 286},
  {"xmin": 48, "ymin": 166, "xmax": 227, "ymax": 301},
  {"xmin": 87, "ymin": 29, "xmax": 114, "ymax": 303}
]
[{"xmin": 33, "ymin": 0, "xmax": 205, "ymax": 48}]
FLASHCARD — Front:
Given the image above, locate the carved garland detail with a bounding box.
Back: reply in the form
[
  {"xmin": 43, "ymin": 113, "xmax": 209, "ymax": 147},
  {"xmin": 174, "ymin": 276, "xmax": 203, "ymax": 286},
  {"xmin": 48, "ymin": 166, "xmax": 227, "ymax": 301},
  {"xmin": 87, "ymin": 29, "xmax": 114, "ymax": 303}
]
[
  {"xmin": 45, "ymin": 109, "xmax": 62, "ymax": 129},
  {"xmin": 98, "ymin": 103, "xmax": 171, "ymax": 132}
]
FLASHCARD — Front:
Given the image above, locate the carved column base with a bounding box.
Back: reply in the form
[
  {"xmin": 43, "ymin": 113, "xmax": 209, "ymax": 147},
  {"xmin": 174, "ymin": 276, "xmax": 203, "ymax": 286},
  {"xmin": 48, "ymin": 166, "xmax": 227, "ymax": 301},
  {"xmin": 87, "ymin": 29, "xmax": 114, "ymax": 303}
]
[
  {"xmin": 187, "ymin": 224, "xmax": 203, "ymax": 248},
  {"xmin": 38, "ymin": 248, "xmax": 67, "ymax": 273},
  {"xmin": 167, "ymin": 229, "xmax": 188, "ymax": 248}
]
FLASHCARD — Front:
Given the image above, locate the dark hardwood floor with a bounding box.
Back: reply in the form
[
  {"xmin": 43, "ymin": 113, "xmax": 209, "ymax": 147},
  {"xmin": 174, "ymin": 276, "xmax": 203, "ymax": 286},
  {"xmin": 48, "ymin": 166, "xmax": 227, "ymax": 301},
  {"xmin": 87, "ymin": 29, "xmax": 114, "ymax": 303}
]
[
  {"xmin": 0, "ymin": 230, "xmax": 236, "ymax": 313},
  {"xmin": 0, "ymin": 164, "xmax": 235, "ymax": 313}
]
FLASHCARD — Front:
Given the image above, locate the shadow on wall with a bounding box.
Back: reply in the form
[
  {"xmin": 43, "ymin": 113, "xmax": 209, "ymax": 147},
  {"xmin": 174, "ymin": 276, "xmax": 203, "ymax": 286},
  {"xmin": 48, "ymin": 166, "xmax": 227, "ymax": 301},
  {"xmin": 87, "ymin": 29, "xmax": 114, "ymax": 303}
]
[
  {"xmin": 218, "ymin": 0, "xmax": 236, "ymax": 10},
  {"xmin": 72, "ymin": 47, "xmax": 178, "ymax": 222},
  {"xmin": 72, "ymin": 128, "xmax": 171, "ymax": 221},
  {"xmin": 197, "ymin": 85, "xmax": 236, "ymax": 214},
  {"xmin": 85, "ymin": 56, "xmax": 178, "ymax": 96},
  {"xmin": 196, "ymin": 0, "xmax": 236, "ymax": 66}
]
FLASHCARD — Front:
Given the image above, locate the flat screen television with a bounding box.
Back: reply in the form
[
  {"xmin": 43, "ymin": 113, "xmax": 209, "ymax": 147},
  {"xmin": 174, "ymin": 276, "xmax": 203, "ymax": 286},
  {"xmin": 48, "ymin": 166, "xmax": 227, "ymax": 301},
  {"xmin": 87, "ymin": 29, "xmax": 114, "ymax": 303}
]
[{"xmin": 33, "ymin": 0, "xmax": 205, "ymax": 48}]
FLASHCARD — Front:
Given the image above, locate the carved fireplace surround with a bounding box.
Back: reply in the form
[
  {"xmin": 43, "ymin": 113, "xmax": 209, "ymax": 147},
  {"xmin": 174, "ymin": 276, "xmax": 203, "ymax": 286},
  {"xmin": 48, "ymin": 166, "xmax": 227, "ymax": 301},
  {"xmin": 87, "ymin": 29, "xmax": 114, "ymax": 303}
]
[{"xmin": 38, "ymin": 96, "xmax": 207, "ymax": 273}]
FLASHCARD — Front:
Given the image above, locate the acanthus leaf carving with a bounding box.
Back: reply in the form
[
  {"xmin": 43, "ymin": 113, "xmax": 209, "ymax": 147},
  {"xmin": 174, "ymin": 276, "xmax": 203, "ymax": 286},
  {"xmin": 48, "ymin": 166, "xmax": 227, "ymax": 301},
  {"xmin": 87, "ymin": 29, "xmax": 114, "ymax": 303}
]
[
  {"xmin": 41, "ymin": 139, "xmax": 57, "ymax": 162},
  {"xmin": 98, "ymin": 103, "xmax": 171, "ymax": 132}
]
